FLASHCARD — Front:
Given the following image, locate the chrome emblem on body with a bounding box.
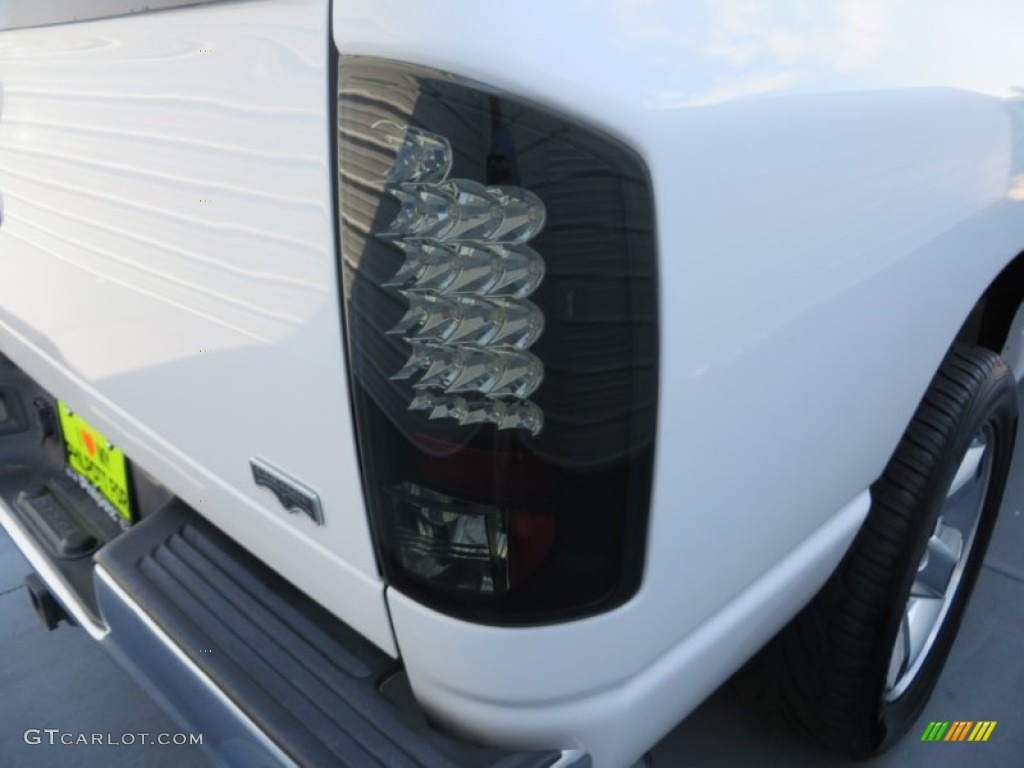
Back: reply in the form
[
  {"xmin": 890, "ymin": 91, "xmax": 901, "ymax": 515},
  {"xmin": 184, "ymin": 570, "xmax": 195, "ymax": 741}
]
[{"xmin": 250, "ymin": 458, "xmax": 323, "ymax": 525}]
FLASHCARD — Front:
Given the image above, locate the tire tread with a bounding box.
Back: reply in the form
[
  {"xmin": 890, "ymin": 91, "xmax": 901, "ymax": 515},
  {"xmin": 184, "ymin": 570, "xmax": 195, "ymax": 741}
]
[{"xmin": 754, "ymin": 346, "xmax": 1015, "ymax": 756}]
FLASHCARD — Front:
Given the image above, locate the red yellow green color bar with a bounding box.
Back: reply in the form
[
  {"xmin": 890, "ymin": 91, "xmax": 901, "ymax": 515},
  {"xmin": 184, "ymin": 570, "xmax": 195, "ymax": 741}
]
[{"xmin": 920, "ymin": 721, "xmax": 997, "ymax": 742}]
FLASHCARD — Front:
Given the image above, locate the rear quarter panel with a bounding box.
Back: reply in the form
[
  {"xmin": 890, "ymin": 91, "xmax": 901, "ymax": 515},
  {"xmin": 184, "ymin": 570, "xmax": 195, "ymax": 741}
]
[{"xmin": 332, "ymin": 0, "xmax": 1024, "ymax": 763}]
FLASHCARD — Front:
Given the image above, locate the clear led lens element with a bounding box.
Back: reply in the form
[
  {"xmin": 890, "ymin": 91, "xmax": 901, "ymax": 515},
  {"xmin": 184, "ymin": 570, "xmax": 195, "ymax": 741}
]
[
  {"xmin": 385, "ymin": 181, "xmax": 500, "ymax": 241},
  {"xmin": 383, "ymin": 242, "xmax": 463, "ymax": 293},
  {"xmin": 434, "ymin": 180, "xmax": 501, "ymax": 241},
  {"xmin": 375, "ymin": 122, "xmax": 548, "ymax": 434},
  {"xmin": 374, "ymin": 120, "xmax": 453, "ymax": 183},
  {"xmin": 386, "ymin": 481, "xmax": 509, "ymax": 594},
  {"xmin": 384, "ymin": 180, "xmax": 548, "ymax": 244},
  {"xmin": 480, "ymin": 298, "xmax": 544, "ymax": 348},
  {"xmin": 388, "ymin": 294, "xmax": 461, "ymax": 342},
  {"xmin": 387, "ymin": 185, "xmax": 452, "ymax": 239},
  {"xmin": 440, "ymin": 244, "xmax": 503, "ymax": 295},
  {"xmin": 417, "ymin": 345, "xmax": 470, "ymax": 390},
  {"xmin": 442, "ymin": 347, "xmax": 542, "ymax": 398},
  {"xmin": 394, "ymin": 342, "xmax": 544, "ymax": 399},
  {"xmin": 485, "ymin": 187, "xmax": 547, "ymax": 243},
  {"xmin": 482, "ymin": 243, "xmax": 545, "ymax": 298},
  {"xmin": 385, "ymin": 242, "xmax": 544, "ymax": 298},
  {"xmin": 410, "ymin": 392, "xmax": 544, "ymax": 435},
  {"xmin": 389, "ymin": 295, "xmax": 543, "ymax": 349}
]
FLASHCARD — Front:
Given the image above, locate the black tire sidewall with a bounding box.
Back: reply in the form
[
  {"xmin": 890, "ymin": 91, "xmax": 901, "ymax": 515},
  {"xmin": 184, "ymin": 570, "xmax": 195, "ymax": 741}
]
[{"xmin": 876, "ymin": 356, "xmax": 1017, "ymax": 748}]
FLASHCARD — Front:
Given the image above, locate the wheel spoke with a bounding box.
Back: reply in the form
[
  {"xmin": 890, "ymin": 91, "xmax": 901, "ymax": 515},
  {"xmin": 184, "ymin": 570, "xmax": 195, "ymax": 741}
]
[
  {"xmin": 947, "ymin": 439, "xmax": 986, "ymax": 499},
  {"xmin": 937, "ymin": 520, "xmax": 965, "ymax": 554},
  {"xmin": 911, "ymin": 534, "xmax": 959, "ymax": 598},
  {"xmin": 905, "ymin": 596, "xmax": 943, "ymax": 669},
  {"xmin": 887, "ymin": 613, "xmax": 911, "ymax": 690}
]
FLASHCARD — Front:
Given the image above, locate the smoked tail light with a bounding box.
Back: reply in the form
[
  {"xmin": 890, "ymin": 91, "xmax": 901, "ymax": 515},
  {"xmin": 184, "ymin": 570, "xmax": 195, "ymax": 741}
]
[{"xmin": 336, "ymin": 58, "xmax": 657, "ymax": 624}]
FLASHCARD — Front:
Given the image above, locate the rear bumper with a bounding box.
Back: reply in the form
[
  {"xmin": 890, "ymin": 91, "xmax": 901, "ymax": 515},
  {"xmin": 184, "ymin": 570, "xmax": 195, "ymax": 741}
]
[
  {"xmin": 0, "ymin": 496, "xmax": 586, "ymax": 767},
  {"xmin": 0, "ymin": 356, "xmax": 585, "ymax": 767}
]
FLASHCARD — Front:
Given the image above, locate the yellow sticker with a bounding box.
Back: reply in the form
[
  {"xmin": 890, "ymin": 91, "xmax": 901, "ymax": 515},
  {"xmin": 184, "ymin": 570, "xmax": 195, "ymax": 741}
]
[{"xmin": 57, "ymin": 401, "xmax": 131, "ymax": 521}]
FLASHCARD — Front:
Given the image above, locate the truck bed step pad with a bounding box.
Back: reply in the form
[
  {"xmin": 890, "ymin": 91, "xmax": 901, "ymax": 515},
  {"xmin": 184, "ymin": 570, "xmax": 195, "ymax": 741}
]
[{"xmin": 96, "ymin": 502, "xmax": 572, "ymax": 768}]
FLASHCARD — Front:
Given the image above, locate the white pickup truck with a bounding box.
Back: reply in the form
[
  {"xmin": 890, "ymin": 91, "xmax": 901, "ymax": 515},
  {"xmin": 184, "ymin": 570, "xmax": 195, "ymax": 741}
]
[{"xmin": 2, "ymin": 2, "xmax": 1022, "ymax": 766}]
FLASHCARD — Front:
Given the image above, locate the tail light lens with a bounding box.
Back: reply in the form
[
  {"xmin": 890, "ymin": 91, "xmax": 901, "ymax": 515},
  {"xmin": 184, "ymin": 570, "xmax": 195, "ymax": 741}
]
[{"xmin": 337, "ymin": 58, "xmax": 657, "ymax": 624}]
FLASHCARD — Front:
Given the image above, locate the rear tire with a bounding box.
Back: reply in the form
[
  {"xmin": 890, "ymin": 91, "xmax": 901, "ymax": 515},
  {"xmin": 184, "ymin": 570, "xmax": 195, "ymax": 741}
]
[{"xmin": 770, "ymin": 345, "xmax": 1017, "ymax": 757}]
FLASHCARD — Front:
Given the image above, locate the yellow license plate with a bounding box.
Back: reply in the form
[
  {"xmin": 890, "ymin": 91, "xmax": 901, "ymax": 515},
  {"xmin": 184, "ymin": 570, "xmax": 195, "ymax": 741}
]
[{"xmin": 57, "ymin": 401, "xmax": 132, "ymax": 522}]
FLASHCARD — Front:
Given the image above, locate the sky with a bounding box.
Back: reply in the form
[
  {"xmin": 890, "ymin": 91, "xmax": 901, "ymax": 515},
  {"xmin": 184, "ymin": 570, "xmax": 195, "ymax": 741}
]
[{"xmin": 578, "ymin": 0, "xmax": 1024, "ymax": 108}]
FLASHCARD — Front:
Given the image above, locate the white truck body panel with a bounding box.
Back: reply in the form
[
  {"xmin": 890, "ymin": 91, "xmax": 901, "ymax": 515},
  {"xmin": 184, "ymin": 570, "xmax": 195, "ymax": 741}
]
[
  {"xmin": 2, "ymin": 1, "xmax": 1023, "ymax": 765},
  {"xmin": 390, "ymin": 490, "xmax": 871, "ymax": 764},
  {"xmin": 0, "ymin": 0, "xmax": 396, "ymax": 655},
  {"xmin": 0, "ymin": 0, "xmax": 219, "ymax": 32}
]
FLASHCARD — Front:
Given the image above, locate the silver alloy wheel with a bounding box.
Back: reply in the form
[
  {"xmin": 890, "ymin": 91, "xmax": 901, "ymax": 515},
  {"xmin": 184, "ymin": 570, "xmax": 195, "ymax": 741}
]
[{"xmin": 884, "ymin": 424, "xmax": 995, "ymax": 701}]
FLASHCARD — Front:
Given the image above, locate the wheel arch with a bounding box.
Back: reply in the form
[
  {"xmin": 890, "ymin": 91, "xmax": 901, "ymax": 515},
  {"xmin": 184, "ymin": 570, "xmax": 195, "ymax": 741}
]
[{"xmin": 955, "ymin": 247, "xmax": 1024, "ymax": 356}]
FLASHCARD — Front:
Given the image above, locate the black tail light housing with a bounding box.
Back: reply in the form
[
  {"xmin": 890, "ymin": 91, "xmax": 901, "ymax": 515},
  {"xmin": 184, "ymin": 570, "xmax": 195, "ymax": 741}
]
[{"xmin": 336, "ymin": 57, "xmax": 657, "ymax": 624}]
